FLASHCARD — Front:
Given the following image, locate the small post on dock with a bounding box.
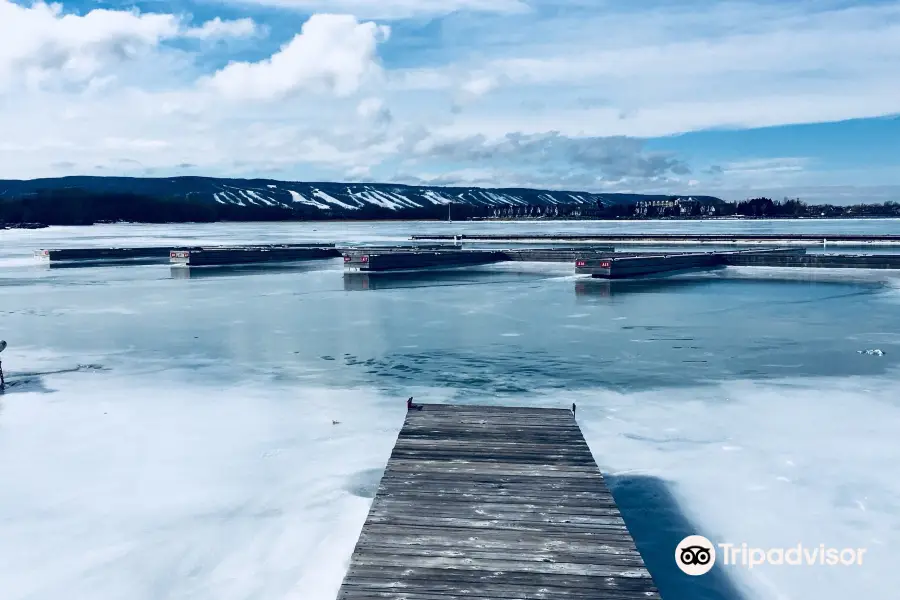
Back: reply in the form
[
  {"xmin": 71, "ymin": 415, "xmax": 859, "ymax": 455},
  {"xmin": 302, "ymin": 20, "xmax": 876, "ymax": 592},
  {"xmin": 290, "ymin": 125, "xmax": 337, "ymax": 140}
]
[{"xmin": 0, "ymin": 340, "xmax": 7, "ymax": 392}]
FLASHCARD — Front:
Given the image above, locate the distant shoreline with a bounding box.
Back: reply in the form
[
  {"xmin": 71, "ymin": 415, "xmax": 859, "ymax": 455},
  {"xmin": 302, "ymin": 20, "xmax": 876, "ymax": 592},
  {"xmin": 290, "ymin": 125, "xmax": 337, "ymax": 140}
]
[
  {"xmin": 2, "ymin": 178, "xmax": 898, "ymax": 224},
  {"xmin": 5, "ymin": 214, "xmax": 900, "ymax": 230}
]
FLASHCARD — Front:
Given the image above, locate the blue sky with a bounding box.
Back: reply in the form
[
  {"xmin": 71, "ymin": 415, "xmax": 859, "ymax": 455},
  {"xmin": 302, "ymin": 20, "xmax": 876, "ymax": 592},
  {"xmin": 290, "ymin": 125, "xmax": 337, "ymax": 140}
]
[{"xmin": 1, "ymin": 0, "xmax": 898, "ymax": 202}]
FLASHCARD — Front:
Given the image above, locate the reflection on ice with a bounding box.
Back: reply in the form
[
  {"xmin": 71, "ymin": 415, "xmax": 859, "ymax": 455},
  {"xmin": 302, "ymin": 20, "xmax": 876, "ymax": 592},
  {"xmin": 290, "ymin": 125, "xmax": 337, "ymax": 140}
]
[
  {"xmin": 608, "ymin": 474, "xmax": 747, "ymax": 600},
  {"xmin": 575, "ymin": 275, "xmax": 720, "ymax": 298},
  {"xmin": 342, "ymin": 267, "xmax": 549, "ymax": 291},
  {"xmin": 573, "ymin": 375, "xmax": 900, "ymax": 600},
  {"xmin": 169, "ymin": 260, "xmax": 339, "ymax": 280}
]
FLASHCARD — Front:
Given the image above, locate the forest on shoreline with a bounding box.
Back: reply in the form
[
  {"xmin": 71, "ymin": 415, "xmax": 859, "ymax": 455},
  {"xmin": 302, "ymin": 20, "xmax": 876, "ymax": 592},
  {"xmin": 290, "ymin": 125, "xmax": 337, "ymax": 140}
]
[{"xmin": 1, "ymin": 187, "xmax": 898, "ymax": 227}]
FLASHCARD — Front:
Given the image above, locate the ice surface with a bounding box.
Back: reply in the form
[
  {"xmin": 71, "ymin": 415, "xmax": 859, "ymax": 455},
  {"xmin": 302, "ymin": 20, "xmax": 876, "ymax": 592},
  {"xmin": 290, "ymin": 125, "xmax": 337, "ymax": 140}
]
[
  {"xmin": 568, "ymin": 375, "xmax": 900, "ymax": 600},
  {"xmin": 2, "ymin": 221, "xmax": 900, "ymax": 600},
  {"xmin": 0, "ymin": 356, "xmax": 400, "ymax": 600},
  {"xmin": 6, "ymin": 370, "xmax": 891, "ymax": 599}
]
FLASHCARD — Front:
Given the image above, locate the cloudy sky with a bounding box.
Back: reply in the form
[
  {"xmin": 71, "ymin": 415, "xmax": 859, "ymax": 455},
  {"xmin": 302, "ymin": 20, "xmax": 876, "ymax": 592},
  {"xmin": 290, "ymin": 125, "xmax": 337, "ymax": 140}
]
[{"xmin": 1, "ymin": 0, "xmax": 899, "ymax": 202}]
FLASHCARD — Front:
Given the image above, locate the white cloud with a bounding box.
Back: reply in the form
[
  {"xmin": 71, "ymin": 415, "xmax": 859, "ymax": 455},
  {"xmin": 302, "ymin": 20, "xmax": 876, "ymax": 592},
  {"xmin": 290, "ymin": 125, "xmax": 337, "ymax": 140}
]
[
  {"xmin": 345, "ymin": 165, "xmax": 372, "ymax": 179},
  {"xmin": 722, "ymin": 158, "xmax": 810, "ymax": 176},
  {"xmin": 0, "ymin": 1, "xmax": 179, "ymax": 91},
  {"xmin": 0, "ymin": 0, "xmax": 899, "ymax": 200},
  {"xmin": 389, "ymin": 68, "xmax": 455, "ymax": 91},
  {"xmin": 183, "ymin": 17, "xmax": 260, "ymax": 40},
  {"xmin": 356, "ymin": 97, "xmax": 392, "ymax": 125},
  {"xmin": 356, "ymin": 97, "xmax": 383, "ymax": 117},
  {"xmin": 202, "ymin": 14, "xmax": 389, "ymax": 101},
  {"xmin": 407, "ymin": 131, "xmax": 691, "ymax": 179},
  {"xmin": 388, "ymin": 2, "xmax": 900, "ymax": 137},
  {"xmin": 214, "ymin": 0, "xmax": 529, "ymax": 20},
  {"xmin": 460, "ymin": 75, "xmax": 498, "ymax": 98},
  {"xmin": 0, "ymin": 1, "xmax": 262, "ymax": 92}
]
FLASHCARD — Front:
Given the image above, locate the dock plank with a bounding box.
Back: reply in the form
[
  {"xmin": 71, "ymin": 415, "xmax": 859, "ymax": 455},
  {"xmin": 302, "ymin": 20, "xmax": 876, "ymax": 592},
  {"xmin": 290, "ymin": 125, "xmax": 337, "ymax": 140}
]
[
  {"xmin": 337, "ymin": 404, "xmax": 661, "ymax": 599},
  {"xmin": 340, "ymin": 566, "xmax": 658, "ymax": 599}
]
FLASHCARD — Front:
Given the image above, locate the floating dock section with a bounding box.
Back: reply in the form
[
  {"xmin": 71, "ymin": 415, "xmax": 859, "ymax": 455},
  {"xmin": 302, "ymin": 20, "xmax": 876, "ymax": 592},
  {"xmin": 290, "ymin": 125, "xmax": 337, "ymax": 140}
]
[
  {"xmin": 35, "ymin": 247, "xmax": 181, "ymax": 261},
  {"xmin": 34, "ymin": 241, "xmax": 900, "ymax": 278},
  {"xmin": 35, "ymin": 243, "xmax": 338, "ymax": 264},
  {"xmin": 723, "ymin": 252, "xmax": 900, "ymax": 269},
  {"xmin": 575, "ymin": 252, "xmax": 720, "ymax": 278},
  {"xmin": 412, "ymin": 233, "xmax": 900, "ymax": 246},
  {"xmin": 574, "ymin": 248, "xmax": 900, "ymax": 278},
  {"xmin": 343, "ymin": 249, "xmax": 505, "ymax": 272},
  {"xmin": 169, "ymin": 244, "xmax": 339, "ymax": 266},
  {"xmin": 575, "ymin": 248, "xmax": 809, "ymax": 278},
  {"xmin": 341, "ymin": 246, "xmax": 618, "ymax": 272},
  {"xmin": 338, "ymin": 403, "xmax": 660, "ymax": 599},
  {"xmin": 500, "ymin": 246, "xmax": 615, "ymax": 261}
]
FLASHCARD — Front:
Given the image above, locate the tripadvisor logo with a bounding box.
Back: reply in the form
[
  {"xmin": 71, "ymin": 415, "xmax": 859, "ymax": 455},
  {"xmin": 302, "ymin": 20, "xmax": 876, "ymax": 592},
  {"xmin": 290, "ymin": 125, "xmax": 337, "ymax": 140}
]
[
  {"xmin": 676, "ymin": 535, "xmax": 716, "ymax": 575},
  {"xmin": 675, "ymin": 535, "xmax": 868, "ymax": 574}
]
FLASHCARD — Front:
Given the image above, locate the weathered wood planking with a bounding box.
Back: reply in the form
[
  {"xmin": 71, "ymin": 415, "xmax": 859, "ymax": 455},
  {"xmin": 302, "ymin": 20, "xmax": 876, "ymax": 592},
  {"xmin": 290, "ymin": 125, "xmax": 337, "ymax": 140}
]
[{"xmin": 337, "ymin": 403, "xmax": 662, "ymax": 600}]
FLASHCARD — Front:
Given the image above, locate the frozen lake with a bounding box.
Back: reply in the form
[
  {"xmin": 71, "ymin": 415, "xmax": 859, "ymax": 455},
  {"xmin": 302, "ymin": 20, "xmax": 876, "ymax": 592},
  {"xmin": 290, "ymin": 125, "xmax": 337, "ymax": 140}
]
[{"xmin": 1, "ymin": 220, "xmax": 899, "ymax": 600}]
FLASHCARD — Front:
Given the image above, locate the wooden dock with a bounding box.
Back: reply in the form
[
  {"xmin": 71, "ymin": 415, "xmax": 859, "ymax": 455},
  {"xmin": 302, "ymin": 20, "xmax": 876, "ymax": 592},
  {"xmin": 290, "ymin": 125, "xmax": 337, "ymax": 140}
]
[
  {"xmin": 169, "ymin": 245, "xmax": 338, "ymax": 266},
  {"xmin": 342, "ymin": 249, "xmax": 505, "ymax": 272},
  {"xmin": 574, "ymin": 247, "xmax": 805, "ymax": 278},
  {"xmin": 337, "ymin": 404, "xmax": 661, "ymax": 600},
  {"xmin": 411, "ymin": 233, "xmax": 900, "ymax": 246},
  {"xmin": 35, "ymin": 243, "xmax": 337, "ymax": 264},
  {"xmin": 340, "ymin": 247, "xmax": 619, "ymax": 271}
]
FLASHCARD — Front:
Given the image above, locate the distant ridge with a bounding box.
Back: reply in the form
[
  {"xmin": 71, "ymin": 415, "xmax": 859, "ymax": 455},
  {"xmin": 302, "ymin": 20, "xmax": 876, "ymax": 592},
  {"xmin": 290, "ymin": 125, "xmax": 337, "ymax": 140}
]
[{"xmin": 0, "ymin": 175, "xmax": 725, "ymax": 225}]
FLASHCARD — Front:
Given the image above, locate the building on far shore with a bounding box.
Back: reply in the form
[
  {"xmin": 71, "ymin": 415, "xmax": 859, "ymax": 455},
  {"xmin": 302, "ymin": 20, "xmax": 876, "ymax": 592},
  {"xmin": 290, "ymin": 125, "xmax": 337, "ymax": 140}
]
[{"xmin": 634, "ymin": 197, "xmax": 717, "ymax": 217}]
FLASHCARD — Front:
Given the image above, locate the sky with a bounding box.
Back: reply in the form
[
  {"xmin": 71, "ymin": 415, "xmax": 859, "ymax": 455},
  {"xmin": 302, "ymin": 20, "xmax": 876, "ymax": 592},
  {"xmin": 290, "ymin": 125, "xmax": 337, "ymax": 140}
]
[{"xmin": 1, "ymin": 0, "xmax": 899, "ymax": 203}]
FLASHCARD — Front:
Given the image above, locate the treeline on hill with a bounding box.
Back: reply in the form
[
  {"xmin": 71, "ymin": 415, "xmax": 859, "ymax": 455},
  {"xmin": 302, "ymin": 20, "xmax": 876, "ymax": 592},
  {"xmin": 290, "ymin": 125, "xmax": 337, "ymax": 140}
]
[
  {"xmin": 728, "ymin": 197, "xmax": 900, "ymax": 217},
  {"xmin": 1, "ymin": 189, "xmax": 899, "ymax": 226},
  {"xmin": 1, "ymin": 189, "xmax": 219, "ymax": 225},
  {"xmin": 0, "ymin": 188, "xmax": 487, "ymax": 225},
  {"xmin": 490, "ymin": 197, "xmax": 900, "ymax": 218},
  {"xmin": 596, "ymin": 197, "xmax": 899, "ymax": 219}
]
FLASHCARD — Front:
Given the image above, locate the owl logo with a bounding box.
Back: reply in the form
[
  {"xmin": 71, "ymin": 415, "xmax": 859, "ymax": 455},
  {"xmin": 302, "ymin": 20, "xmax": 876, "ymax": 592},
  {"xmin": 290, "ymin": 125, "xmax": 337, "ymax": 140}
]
[{"xmin": 675, "ymin": 535, "xmax": 716, "ymax": 575}]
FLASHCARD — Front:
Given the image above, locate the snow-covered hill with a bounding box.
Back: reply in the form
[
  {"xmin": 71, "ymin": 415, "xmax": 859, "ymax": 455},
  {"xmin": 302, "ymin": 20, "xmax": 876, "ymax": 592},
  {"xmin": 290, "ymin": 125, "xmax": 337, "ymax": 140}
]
[{"xmin": 0, "ymin": 176, "xmax": 723, "ymax": 216}]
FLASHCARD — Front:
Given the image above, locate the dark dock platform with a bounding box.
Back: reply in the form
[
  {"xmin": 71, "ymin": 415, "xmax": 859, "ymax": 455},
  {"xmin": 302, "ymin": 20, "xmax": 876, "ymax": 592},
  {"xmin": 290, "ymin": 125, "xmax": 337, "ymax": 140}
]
[
  {"xmin": 341, "ymin": 246, "xmax": 618, "ymax": 271},
  {"xmin": 343, "ymin": 249, "xmax": 505, "ymax": 272},
  {"xmin": 337, "ymin": 403, "xmax": 661, "ymax": 600},
  {"xmin": 35, "ymin": 246, "xmax": 182, "ymax": 261},
  {"xmin": 412, "ymin": 233, "xmax": 900, "ymax": 246},
  {"xmin": 575, "ymin": 248, "xmax": 805, "ymax": 278},
  {"xmin": 500, "ymin": 246, "xmax": 615, "ymax": 261},
  {"xmin": 724, "ymin": 252, "xmax": 900, "ymax": 269},
  {"xmin": 35, "ymin": 243, "xmax": 338, "ymax": 264},
  {"xmin": 169, "ymin": 244, "xmax": 339, "ymax": 266}
]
